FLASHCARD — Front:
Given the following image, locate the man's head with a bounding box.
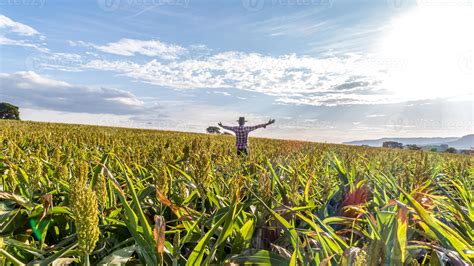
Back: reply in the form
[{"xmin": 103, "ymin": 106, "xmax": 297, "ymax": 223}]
[{"xmin": 237, "ymin": 116, "xmax": 247, "ymax": 126}]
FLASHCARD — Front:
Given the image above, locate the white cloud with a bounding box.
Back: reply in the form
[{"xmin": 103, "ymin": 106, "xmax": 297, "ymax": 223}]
[
  {"xmin": 70, "ymin": 38, "xmax": 187, "ymax": 60},
  {"xmin": 20, "ymin": 108, "xmax": 135, "ymax": 128},
  {"xmin": 0, "ymin": 71, "xmax": 148, "ymax": 115},
  {"xmin": 0, "ymin": 15, "xmax": 40, "ymax": 36},
  {"xmin": 0, "ymin": 36, "xmax": 49, "ymax": 52},
  {"xmin": 81, "ymin": 52, "xmax": 396, "ymax": 105},
  {"xmin": 247, "ymin": 10, "xmax": 330, "ymax": 38},
  {"xmin": 61, "ymin": 37, "xmax": 416, "ymax": 106},
  {"xmin": 366, "ymin": 114, "xmax": 386, "ymax": 118},
  {"xmin": 25, "ymin": 52, "xmax": 83, "ymax": 72},
  {"xmin": 212, "ymin": 91, "xmax": 231, "ymax": 96},
  {"xmin": 0, "ymin": 15, "xmax": 47, "ymax": 52},
  {"xmin": 56, "ymin": 31, "xmax": 471, "ymax": 107}
]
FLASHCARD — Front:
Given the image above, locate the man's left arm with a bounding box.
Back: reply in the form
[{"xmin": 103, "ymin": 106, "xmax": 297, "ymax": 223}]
[{"xmin": 247, "ymin": 119, "xmax": 276, "ymax": 131}]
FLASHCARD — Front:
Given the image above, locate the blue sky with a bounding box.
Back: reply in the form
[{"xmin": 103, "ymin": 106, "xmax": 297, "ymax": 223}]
[{"xmin": 0, "ymin": 0, "xmax": 472, "ymax": 142}]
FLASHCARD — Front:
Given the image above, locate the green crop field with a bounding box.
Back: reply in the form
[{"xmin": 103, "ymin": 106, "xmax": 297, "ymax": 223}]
[{"xmin": 0, "ymin": 120, "xmax": 472, "ymax": 265}]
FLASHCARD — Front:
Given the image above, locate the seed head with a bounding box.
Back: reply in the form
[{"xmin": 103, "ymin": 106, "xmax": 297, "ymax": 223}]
[
  {"xmin": 94, "ymin": 173, "xmax": 107, "ymax": 212},
  {"xmin": 70, "ymin": 162, "xmax": 100, "ymax": 255},
  {"xmin": 258, "ymin": 171, "xmax": 272, "ymax": 205}
]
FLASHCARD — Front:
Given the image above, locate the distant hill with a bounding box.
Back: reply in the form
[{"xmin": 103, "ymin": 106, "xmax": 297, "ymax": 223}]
[
  {"xmin": 345, "ymin": 135, "xmax": 473, "ymax": 150},
  {"xmin": 445, "ymin": 134, "xmax": 474, "ymax": 149}
]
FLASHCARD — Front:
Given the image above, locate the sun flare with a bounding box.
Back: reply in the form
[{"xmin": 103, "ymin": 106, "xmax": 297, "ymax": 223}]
[{"xmin": 378, "ymin": 4, "xmax": 473, "ymax": 101}]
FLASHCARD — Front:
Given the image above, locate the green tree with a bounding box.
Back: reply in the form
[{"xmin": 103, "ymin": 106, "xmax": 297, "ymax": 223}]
[
  {"xmin": 206, "ymin": 126, "xmax": 221, "ymax": 134},
  {"xmin": 406, "ymin": 144, "xmax": 421, "ymax": 150},
  {"xmin": 382, "ymin": 141, "xmax": 403, "ymax": 149},
  {"xmin": 444, "ymin": 147, "xmax": 457, "ymax": 154},
  {"xmin": 0, "ymin": 102, "xmax": 20, "ymax": 120}
]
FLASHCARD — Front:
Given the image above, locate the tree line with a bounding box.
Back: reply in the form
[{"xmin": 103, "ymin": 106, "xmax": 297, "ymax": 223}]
[{"xmin": 0, "ymin": 102, "xmax": 20, "ymax": 120}]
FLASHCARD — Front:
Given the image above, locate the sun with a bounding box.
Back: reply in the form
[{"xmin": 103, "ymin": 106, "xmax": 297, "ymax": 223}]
[{"xmin": 377, "ymin": 4, "xmax": 473, "ymax": 101}]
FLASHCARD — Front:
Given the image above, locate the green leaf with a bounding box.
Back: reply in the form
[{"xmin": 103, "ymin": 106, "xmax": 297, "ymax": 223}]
[
  {"xmin": 186, "ymin": 209, "xmax": 227, "ymax": 266},
  {"xmin": 29, "ymin": 242, "xmax": 78, "ymax": 266},
  {"xmin": 96, "ymin": 245, "xmax": 136, "ymax": 265},
  {"xmin": 248, "ymin": 188, "xmax": 303, "ymax": 264},
  {"xmin": 0, "ymin": 248, "xmax": 26, "ymax": 266},
  {"xmin": 226, "ymin": 250, "xmax": 289, "ymax": 265},
  {"xmin": 233, "ymin": 219, "xmax": 255, "ymax": 254},
  {"xmin": 393, "ymin": 204, "xmax": 408, "ymax": 264},
  {"xmin": 400, "ymin": 188, "xmax": 473, "ymax": 261}
]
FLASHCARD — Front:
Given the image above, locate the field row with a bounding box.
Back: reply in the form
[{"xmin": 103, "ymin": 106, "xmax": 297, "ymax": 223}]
[{"xmin": 0, "ymin": 121, "xmax": 472, "ymax": 265}]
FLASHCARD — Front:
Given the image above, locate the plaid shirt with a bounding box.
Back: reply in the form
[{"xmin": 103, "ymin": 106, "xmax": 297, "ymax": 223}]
[{"xmin": 221, "ymin": 124, "xmax": 267, "ymax": 148}]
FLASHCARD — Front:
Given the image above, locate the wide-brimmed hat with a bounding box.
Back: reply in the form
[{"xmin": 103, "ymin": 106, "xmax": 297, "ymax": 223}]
[{"xmin": 237, "ymin": 117, "xmax": 247, "ymax": 123}]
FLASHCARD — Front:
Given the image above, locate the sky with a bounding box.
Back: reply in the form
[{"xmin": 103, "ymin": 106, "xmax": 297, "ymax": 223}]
[{"xmin": 0, "ymin": 0, "xmax": 473, "ymax": 143}]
